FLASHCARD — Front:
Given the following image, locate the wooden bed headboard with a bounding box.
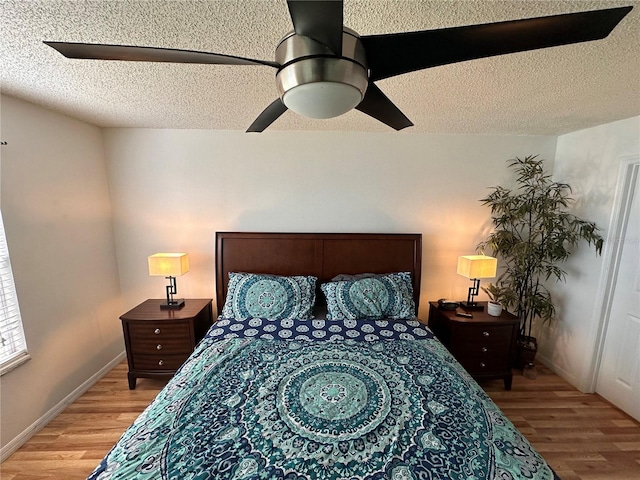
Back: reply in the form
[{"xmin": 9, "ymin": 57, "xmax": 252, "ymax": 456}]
[{"xmin": 215, "ymin": 232, "xmax": 422, "ymax": 315}]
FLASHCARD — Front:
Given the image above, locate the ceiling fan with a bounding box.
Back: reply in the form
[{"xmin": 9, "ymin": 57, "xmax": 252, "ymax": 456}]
[{"xmin": 44, "ymin": 1, "xmax": 632, "ymax": 133}]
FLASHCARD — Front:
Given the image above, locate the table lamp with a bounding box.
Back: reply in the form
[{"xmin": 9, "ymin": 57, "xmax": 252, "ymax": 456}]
[
  {"xmin": 457, "ymin": 255, "xmax": 497, "ymax": 310},
  {"xmin": 148, "ymin": 253, "xmax": 190, "ymax": 310}
]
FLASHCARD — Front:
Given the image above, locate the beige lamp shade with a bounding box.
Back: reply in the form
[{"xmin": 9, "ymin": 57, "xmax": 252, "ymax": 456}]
[
  {"xmin": 457, "ymin": 255, "xmax": 497, "ymax": 279},
  {"xmin": 148, "ymin": 253, "xmax": 190, "ymax": 277}
]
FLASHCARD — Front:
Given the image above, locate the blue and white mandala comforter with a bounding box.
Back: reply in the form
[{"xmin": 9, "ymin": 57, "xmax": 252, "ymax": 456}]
[{"xmin": 88, "ymin": 317, "xmax": 559, "ymax": 480}]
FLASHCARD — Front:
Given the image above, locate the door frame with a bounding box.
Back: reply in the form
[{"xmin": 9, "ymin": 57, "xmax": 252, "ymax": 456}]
[{"xmin": 586, "ymin": 155, "xmax": 640, "ymax": 392}]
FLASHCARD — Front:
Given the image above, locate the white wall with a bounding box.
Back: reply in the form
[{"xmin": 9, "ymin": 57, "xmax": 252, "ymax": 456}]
[
  {"xmin": 538, "ymin": 116, "xmax": 640, "ymax": 391},
  {"xmin": 0, "ymin": 95, "xmax": 123, "ymax": 454},
  {"xmin": 103, "ymin": 128, "xmax": 557, "ymax": 319}
]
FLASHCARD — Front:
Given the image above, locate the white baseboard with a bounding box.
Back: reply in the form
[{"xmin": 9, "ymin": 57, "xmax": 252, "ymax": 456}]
[
  {"xmin": 535, "ymin": 351, "xmax": 584, "ymax": 391},
  {"xmin": 0, "ymin": 351, "xmax": 126, "ymax": 463}
]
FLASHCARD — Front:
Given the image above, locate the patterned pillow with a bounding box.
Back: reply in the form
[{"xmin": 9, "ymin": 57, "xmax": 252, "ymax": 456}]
[
  {"xmin": 221, "ymin": 272, "xmax": 317, "ymax": 320},
  {"xmin": 321, "ymin": 272, "xmax": 416, "ymax": 320}
]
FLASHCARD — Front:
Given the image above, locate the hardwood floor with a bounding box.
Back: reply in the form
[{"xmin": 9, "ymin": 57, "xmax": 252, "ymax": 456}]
[
  {"xmin": 1, "ymin": 362, "xmax": 166, "ymax": 480},
  {"xmin": 482, "ymin": 369, "xmax": 640, "ymax": 480},
  {"xmin": 2, "ymin": 361, "xmax": 639, "ymax": 479}
]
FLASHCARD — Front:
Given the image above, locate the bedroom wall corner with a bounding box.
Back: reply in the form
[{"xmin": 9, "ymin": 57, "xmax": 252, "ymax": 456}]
[
  {"xmin": 537, "ymin": 115, "xmax": 640, "ymax": 392},
  {"xmin": 0, "ymin": 95, "xmax": 124, "ymax": 457}
]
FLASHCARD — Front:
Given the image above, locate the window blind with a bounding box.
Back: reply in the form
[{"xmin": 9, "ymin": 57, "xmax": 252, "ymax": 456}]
[{"xmin": 0, "ymin": 211, "xmax": 29, "ymax": 375}]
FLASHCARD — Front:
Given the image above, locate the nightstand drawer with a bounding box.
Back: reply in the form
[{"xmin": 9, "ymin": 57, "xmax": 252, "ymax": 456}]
[
  {"xmin": 456, "ymin": 343, "xmax": 511, "ymax": 361},
  {"xmin": 453, "ymin": 326, "xmax": 514, "ymax": 374},
  {"xmin": 128, "ymin": 321, "xmax": 191, "ymax": 341},
  {"xmin": 457, "ymin": 355, "xmax": 509, "ymax": 375},
  {"xmin": 455, "ymin": 325, "xmax": 513, "ymax": 346},
  {"xmin": 132, "ymin": 353, "xmax": 189, "ymax": 371},
  {"xmin": 128, "ymin": 322, "xmax": 192, "ymax": 354},
  {"xmin": 128, "ymin": 335, "xmax": 192, "ymax": 355}
]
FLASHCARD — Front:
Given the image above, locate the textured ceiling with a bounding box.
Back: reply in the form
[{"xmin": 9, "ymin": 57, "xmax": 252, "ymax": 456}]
[{"xmin": 1, "ymin": 0, "xmax": 639, "ymax": 135}]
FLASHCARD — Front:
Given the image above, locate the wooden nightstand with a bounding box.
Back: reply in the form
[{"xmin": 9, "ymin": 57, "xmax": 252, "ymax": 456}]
[
  {"xmin": 120, "ymin": 298, "xmax": 213, "ymax": 389},
  {"xmin": 428, "ymin": 301, "xmax": 519, "ymax": 390}
]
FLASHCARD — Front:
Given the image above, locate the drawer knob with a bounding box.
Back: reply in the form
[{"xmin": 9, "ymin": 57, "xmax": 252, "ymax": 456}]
[
  {"xmin": 480, "ymin": 362, "xmax": 486, "ymax": 368},
  {"xmin": 481, "ymin": 347, "xmax": 488, "ymax": 353},
  {"xmin": 154, "ymin": 328, "xmax": 161, "ymax": 335},
  {"xmin": 158, "ymin": 359, "xmax": 164, "ymax": 366},
  {"xmin": 482, "ymin": 331, "xmax": 490, "ymax": 337},
  {"xmin": 156, "ymin": 344, "xmax": 163, "ymax": 350}
]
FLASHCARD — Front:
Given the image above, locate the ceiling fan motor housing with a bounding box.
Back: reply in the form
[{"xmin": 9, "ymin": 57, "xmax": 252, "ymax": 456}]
[{"xmin": 275, "ymin": 28, "xmax": 368, "ymax": 119}]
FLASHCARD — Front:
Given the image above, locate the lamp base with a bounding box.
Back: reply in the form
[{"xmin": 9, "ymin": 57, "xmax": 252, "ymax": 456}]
[
  {"xmin": 459, "ymin": 301, "xmax": 484, "ymax": 311},
  {"xmin": 160, "ymin": 299, "xmax": 185, "ymax": 310}
]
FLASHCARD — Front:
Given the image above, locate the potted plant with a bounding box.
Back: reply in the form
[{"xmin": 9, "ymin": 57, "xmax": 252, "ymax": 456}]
[
  {"xmin": 481, "ymin": 283, "xmax": 504, "ymax": 316},
  {"xmin": 477, "ymin": 155, "xmax": 604, "ymax": 369}
]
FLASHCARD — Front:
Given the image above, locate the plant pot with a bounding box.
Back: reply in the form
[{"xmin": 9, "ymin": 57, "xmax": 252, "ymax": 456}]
[
  {"xmin": 487, "ymin": 301, "xmax": 503, "ymax": 316},
  {"xmin": 515, "ymin": 335, "xmax": 538, "ymax": 369}
]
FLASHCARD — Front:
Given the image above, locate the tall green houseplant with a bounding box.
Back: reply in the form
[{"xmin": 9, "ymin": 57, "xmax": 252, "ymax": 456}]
[{"xmin": 477, "ymin": 156, "xmax": 604, "ymax": 360}]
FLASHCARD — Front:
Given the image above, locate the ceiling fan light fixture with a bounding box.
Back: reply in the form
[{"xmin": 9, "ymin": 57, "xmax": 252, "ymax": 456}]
[
  {"xmin": 282, "ymin": 81, "xmax": 363, "ymax": 119},
  {"xmin": 276, "ymin": 57, "xmax": 368, "ymax": 119},
  {"xmin": 275, "ymin": 30, "xmax": 368, "ymax": 120}
]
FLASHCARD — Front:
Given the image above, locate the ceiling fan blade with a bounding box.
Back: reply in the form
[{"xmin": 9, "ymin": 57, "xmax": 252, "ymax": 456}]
[
  {"xmin": 246, "ymin": 99, "xmax": 288, "ymax": 132},
  {"xmin": 362, "ymin": 6, "xmax": 633, "ymax": 82},
  {"xmin": 355, "ymin": 83, "xmax": 413, "ymax": 131},
  {"xmin": 44, "ymin": 41, "xmax": 280, "ymax": 68},
  {"xmin": 286, "ymin": 0, "xmax": 343, "ymax": 54}
]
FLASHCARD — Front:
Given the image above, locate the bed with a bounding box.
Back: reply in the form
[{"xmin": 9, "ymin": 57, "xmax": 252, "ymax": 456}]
[{"xmin": 89, "ymin": 232, "xmax": 559, "ymax": 480}]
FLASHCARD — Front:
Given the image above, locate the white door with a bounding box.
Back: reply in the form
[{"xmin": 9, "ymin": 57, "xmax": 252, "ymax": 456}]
[{"xmin": 596, "ymin": 161, "xmax": 640, "ymax": 422}]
